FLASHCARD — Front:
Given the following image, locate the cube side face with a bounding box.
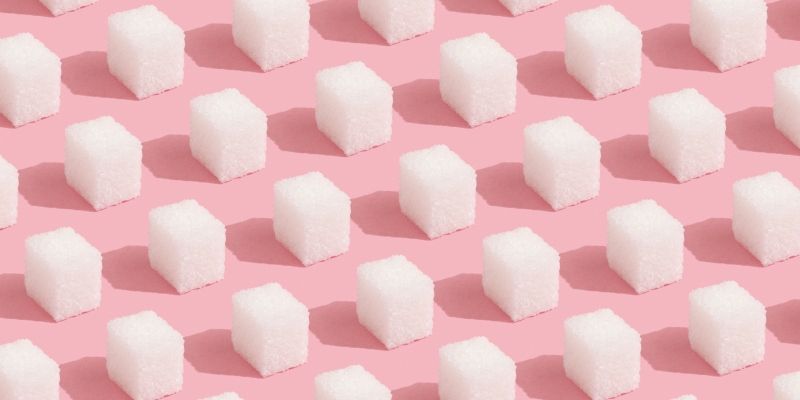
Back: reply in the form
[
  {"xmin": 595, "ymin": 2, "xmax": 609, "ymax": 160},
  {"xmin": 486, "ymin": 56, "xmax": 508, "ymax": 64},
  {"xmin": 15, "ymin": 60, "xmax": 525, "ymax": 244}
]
[
  {"xmin": 497, "ymin": 0, "xmax": 557, "ymax": 16},
  {"xmin": 689, "ymin": 0, "xmax": 767, "ymax": 71},
  {"xmin": 0, "ymin": 38, "xmax": 61, "ymax": 127},
  {"xmin": 774, "ymin": 69, "xmax": 800, "ymax": 148},
  {"xmin": 0, "ymin": 340, "xmax": 60, "ymax": 400},
  {"xmin": 0, "ymin": 157, "xmax": 18, "ymax": 228},
  {"xmin": 39, "ymin": 0, "xmax": 98, "ymax": 15},
  {"xmin": 358, "ymin": 0, "xmax": 434, "ymax": 44},
  {"xmin": 774, "ymin": 372, "xmax": 800, "ymax": 400},
  {"xmin": 233, "ymin": 0, "xmax": 310, "ymax": 71}
]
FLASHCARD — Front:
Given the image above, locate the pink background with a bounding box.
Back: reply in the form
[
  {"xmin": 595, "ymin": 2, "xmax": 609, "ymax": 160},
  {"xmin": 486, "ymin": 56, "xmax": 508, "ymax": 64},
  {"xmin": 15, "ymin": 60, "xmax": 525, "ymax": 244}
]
[{"xmin": 2, "ymin": 0, "xmax": 800, "ymax": 398}]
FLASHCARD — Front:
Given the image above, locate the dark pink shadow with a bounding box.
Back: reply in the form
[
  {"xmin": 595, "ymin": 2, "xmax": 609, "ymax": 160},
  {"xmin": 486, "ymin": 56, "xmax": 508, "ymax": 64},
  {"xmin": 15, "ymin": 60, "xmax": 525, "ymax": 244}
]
[
  {"xmin": 726, "ymin": 107, "xmax": 800, "ymax": 155},
  {"xmin": 684, "ymin": 218, "xmax": 760, "ymax": 267},
  {"xmin": 19, "ymin": 162, "xmax": 93, "ymax": 211},
  {"xmin": 393, "ymin": 79, "xmax": 468, "ymax": 128},
  {"xmin": 641, "ymin": 327, "xmax": 717, "ymax": 376},
  {"xmin": 559, "ymin": 246, "xmax": 636, "ymax": 295},
  {"xmin": 516, "ymin": 355, "xmax": 586, "ymax": 400},
  {"xmin": 0, "ymin": 273, "xmax": 52, "ymax": 322},
  {"xmin": 142, "ymin": 135, "xmax": 219, "ymax": 183},
  {"xmin": 476, "ymin": 162, "xmax": 552, "ymax": 211},
  {"xmin": 184, "ymin": 329, "xmax": 261, "ymax": 378},
  {"xmin": 642, "ymin": 24, "xmax": 718, "ymax": 72},
  {"xmin": 60, "ymin": 357, "xmax": 129, "ymax": 400},
  {"xmin": 351, "ymin": 191, "xmax": 427, "ymax": 240},
  {"xmin": 310, "ymin": 0, "xmax": 386, "ymax": 45},
  {"xmin": 61, "ymin": 51, "xmax": 136, "ymax": 100},
  {"xmin": 309, "ymin": 301, "xmax": 385, "ymax": 350},
  {"xmin": 102, "ymin": 246, "xmax": 176, "ymax": 294},
  {"xmin": 392, "ymin": 383, "xmax": 439, "ymax": 400},
  {"xmin": 268, "ymin": 108, "xmax": 344, "ymax": 156},
  {"xmin": 0, "ymin": 0, "xmax": 51, "ymax": 16},
  {"xmin": 439, "ymin": 0, "xmax": 510, "ymax": 16},
  {"xmin": 767, "ymin": 300, "xmax": 800, "ymax": 344},
  {"xmin": 769, "ymin": 0, "xmax": 800, "ymax": 40},
  {"xmin": 225, "ymin": 218, "xmax": 302, "ymax": 267},
  {"xmin": 185, "ymin": 23, "xmax": 261, "ymax": 72},
  {"xmin": 601, "ymin": 135, "xmax": 677, "ymax": 183},
  {"xmin": 517, "ymin": 51, "xmax": 593, "ymax": 100},
  {"xmin": 434, "ymin": 273, "xmax": 510, "ymax": 322}
]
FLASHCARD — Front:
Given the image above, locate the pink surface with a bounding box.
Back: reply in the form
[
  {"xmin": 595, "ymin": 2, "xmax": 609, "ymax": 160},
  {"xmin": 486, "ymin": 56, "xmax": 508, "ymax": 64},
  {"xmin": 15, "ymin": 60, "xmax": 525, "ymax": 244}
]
[{"xmin": 2, "ymin": 0, "xmax": 800, "ymax": 398}]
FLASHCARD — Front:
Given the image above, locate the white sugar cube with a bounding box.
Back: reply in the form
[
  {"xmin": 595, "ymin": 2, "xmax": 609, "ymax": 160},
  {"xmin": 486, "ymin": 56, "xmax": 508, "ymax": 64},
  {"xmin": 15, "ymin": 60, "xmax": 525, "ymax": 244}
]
[
  {"xmin": 0, "ymin": 155, "xmax": 18, "ymax": 229},
  {"xmin": 107, "ymin": 5, "xmax": 184, "ymax": 99},
  {"xmin": 190, "ymin": 88, "xmax": 267, "ymax": 182},
  {"xmin": 689, "ymin": 281, "xmax": 765, "ymax": 375},
  {"xmin": 38, "ymin": 0, "xmax": 97, "ymax": 15},
  {"xmin": 315, "ymin": 61, "xmax": 393, "ymax": 156},
  {"xmin": 523, "ymin": 116, "xmax": 600, "ymax": 210},
  {"xmin": 440, "ymin": 33, "xmax": 516, "ymax": 127},
  {"xmin": 233, "ymin": 0, "xmax": 310, "ymax": 71},
  {"xmin": 107, "ymin": 310, "xmax": 184, "ymax": 400},
  {"xmin": 315, "ymin": 365, "xmax": 391, "ymax": 400},
  {"xmin": 202, "ymin": 392, "xmax": 242, "ymax": 400},
  {"xmin": 400, "ymin": 145, "xmax": 476, "ymax": 239},
  {"xmin": 648, "ymin": 88, "xmax": 725, "ymax": 182},
  {"xmin": 498, "ymin": 0, "xmax": 556, "ymax": 16},
  {"xmin": 564, "ymin": 308, "xmax": 641, "ymax": 400},
  {"xmin": 148, "ymin": 199, "xmax": 226, "ymax": 294},
  {"xmin": 0, "ymin": 339, "xmax": 59, "ymax": 400},
  {"xmin": 606, "ymin": 199, "xmax": 684, "ymax": 294},
  {"xmin": 690, "ymin": 0, "xmax": 767, "ymax": 72},
  {"xmin": 357, "ymin": 255, "xmax": 434, "ymax": 349},
  {"xmin": 25, "ymin": 227, "xmax": 102, "ymax": 321},
  {"xmin": 565, "ymin": 5, "xmax": 642, "ymax": 99},
  {"xmin": 0, "ymin": 33, "xmax": 60, "ymax": 127},
  {"xmin": 773, "ymin": 66, "xmax": 800, "ymax": 149},
  {"xmin": 65, "ymin": 116, "xmax": 142, "ymax": 211},
  {"xmin": 273, "ymin": 171, "xmax": 350, "ymax": 266},
  {"xmin": 358, "ymin": 0, "xmax": 434, "ymax": 44},
  {"xmin": 774, "ymin": 371, "xmax": 800, "ymax": 400},
  {"xmin": 232, "ymin": 283, "xmax": 309, "ymax": 376},
  {"xmin": 439, "ymin": 336, "xmax": 516, "ymax": 400},
  {"xmin": 482, "ymin": 227, "xmax": 559, "ymax": 321},
  {"xmin": 733, "ymin": 172, "xmax": 800, "ymax": 266}
]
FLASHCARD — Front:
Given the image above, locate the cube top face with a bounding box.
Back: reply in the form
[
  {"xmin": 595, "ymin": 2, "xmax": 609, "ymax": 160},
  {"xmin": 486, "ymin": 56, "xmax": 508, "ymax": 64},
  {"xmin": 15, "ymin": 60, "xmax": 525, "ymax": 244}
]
[
  {"xmin": 0, "ymin": 33, "xmax": 60, "ymax": 74},
  {"xmin": 233, "ymin": 283, "xmax": 308, "ymax": 322},
  {"xmin": 524, "ymin": 116, "xmax": 600, "ymax": 160},
  {"xmin": 734, "ymin": 172, "xmax": 800, "ymax": 211},
  {"xmin": 274, "ymin": 171, "xmax": 349, "ymax": 212},
  {"xmin": 400, "ymin": 144, "xmax": 475, "ymax": 186},
  {"xmin": 202, "ymin": 392, "xmax": 242, "ymax": 400},
  {"xmin": 565, "ymin": 5, "xmax": 641, "ymax": 49},
  {"xmin": 39, "ymin": 0, "xmax": 98, "ymax": 16},
  {"xmin": 108, "ymin": 5, "xmax": 183, "ymax": 45},
  {"xmin": 191, "ymin": 88, "xmax": 266, "ymax": 129},
  {"xmin": 236, "ymin": 0, "xmax": 307, "ymax": 15},
  {"xmin": 439, "ymin": 336, "xmax": 514, "ymax": 375},
  {"xmin": 66, "ymin": 116, "xmax": 142, "ymax": 154},
  {"xmin": 774, "ymin": 371, "xmax": 800, "ymax": 398},
  {"xmin": 564, "ymin": 308, "xmax": 639, "ymax": 349},
  {"xmin": 358, "ymin": 255, "xmax": 433, "ymax": 296},
  {"xmin": 0, "ymin": 339, "xmax": 59, "ymax": 381},
  {"xmin": 649, "ymin": 88, "xmax": 724, "ymax": 130},
  {"xmin": 316, "ymin": 61, "xmax": 392, "ymax": 100},
  {"xmin": 0, "ymin": 154, "xmax": 16, "ymax": 176},
  {"xmin": 149, "ymin": 199, "xmax": 224, "ymax": 236},
  {"xmin": 26, "ymin": 227, "xmax": 101, "ymax": 267},
  {"xmin": 690, "ymin": 281, "xmax": 764, "ymax": 321},
  {"xmin": 693, "ymin": 0, "xmax": 766, "ymax": 22},
  {"xmin": 315, "ymin": 365, "xmax": 391, "ymax": 399},
  {"xmin": 440, "ymin": 33, "xmax": 516, "ymax": 76},
  {"xmin": 107, "ymin": 310, "xmax": 183, "ymax": 350},
  {"xmin": 607, "ymin": 199, "xmax": 683, "ymax": 239},
  {"xmin": 483, "ymin": 227, "xmax": 558, "ymax": 266},
  {"xmin": 775, "ymin": 65, "xmax": 800, "ymax": 93}
]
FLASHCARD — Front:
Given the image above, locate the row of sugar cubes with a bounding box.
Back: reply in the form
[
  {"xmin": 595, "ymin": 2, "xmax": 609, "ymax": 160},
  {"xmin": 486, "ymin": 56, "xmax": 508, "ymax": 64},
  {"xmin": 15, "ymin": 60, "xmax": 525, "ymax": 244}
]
[{"xmin": 2, "ymin": 278, "xmax": 787, "ymax": 400}]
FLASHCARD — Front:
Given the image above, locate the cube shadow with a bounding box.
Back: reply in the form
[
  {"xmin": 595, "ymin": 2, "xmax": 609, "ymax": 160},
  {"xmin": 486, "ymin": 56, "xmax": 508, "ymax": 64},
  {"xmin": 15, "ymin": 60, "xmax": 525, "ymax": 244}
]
[
  {"xmin": 725, "ymin": 107, "xmax": 800, "ymax": 155},
  {"xmin": 517, "ymin": 51, "xmax": 593, "ymax": 100},
  {"xmin": 600, "ymin": 135, "xmax": 677, "ymax": 183},
  {"xmin": 515, "ymin": 355, "xmax": 586, "ymax": 400},
  {"xmin": 439, "ymin": 0, "xmax": 510, "ymax": 17},
  {"xmin": 642, "ymin": 24, "xmax": 718, "ymax": 72},
  {"xmin": 434, "ymin": 273, "xmax": 510, "ymax": 322},
  {"xmin": 267, "ymin": 108, "xmax": 345, "ymax": 156},
  {"xmin": 392, "ymin": 382, "xmax": 439, "ymax": 400},
  {"xmin": 225, "ymin": 218, "xmax": 304, "ymax": 267},
  {"xmin": 351, "ymin": 191, "xmax": 427, "ymax": 240},
  {"xmin": 0, "ymin": 0, "xmax": 51, "ymax": 17},
  {"xmin": 559, "ymin": 246, "xmax": 636, "ymax": 295},
  {"xmin": 309, "ymin": 301, "xmax": 386, "ymax": 350},
  {"xmin": 18, "ymin": 162, "xmax": 94, "ymax": 211},
  {"xmin": 768, "ymin": 0, "xmax": 800, "ymax": 40},
  {"xmin": 767, "ymin": 299, "xmax": 800, "ymax": 344},
  {"xmin": 102, "ymin": 246, "xmax": 177, "ymax": 294},
  {"xmin": 476, "ymin": 162, "xmax": 552, "ymax": 211},
  {"xmin": 185, "ymin": 23, "xmax": 262, "ymax": 72},
  {"xmin": 393, "ymin": 79, "xmax": 468, "ymax": 128},
  {"xmin": 684, "ymin": 218, "xmax": 761, "ymax": 267},
  {"xmin": 184, "ymin": 329, "xmax": 261, "ymax": 378},
  {"xmin": 0, "ymin": 273, "xmax": 53, "ymax": 322},
  {"xmin": 60, "ymin": 356, "xmax": 129, "ymax": 400},
  {"xmin": 141, "ymin": 135, "xmax": 219, "ymax": 183},
  {"xmin": 310, "ymin": 0, "xmax": 386, "ymax": 45},
  {"xmin": 61, "ymin": 51, "xmax": 136, "ymax": 100},
  {"xmin": 641, "ymin": 327, "xmax": 717, "ymax": 376}
]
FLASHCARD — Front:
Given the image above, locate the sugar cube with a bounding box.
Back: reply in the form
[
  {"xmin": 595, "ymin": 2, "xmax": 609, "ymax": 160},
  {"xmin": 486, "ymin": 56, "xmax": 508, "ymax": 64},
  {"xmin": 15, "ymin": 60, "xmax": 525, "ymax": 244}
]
[
  {"xmin": 273, "ymin": 171, "xmax": 350, "ymax": 266},
  {"xmin": 358, "ymin": 0, "xmax": 434, "ymax": 44},
  {"xmin": 497, "ymin": 0, "xmax": 556, "ymax": 16},
  {"xmin": 202, "ymin": 393, "xmax": 243, "ymax": 400},
  {"xmin": 689, "ymin": 281, "xmax": 765, "ymax": 375},
  {"xmin": 648, "ymin": 88, "xmax": 725, "ymax": 182},
  {"xmin": 672, "ymin": 396, "xmax": 697, "ymax": 400},
  {"xmin": 107, "ymin": 310, "xmax": 184, "ymax": 400},
  {"xmin": 357, "ymin": 255, "xmax": 434, "ymax": 349},
  {"xmin": 774, "ymin": 371, "xmax": 800, "ymax": 400},
  {"xmin": 65, "ymin": 116, "xmax": 142, "ymax": 211},
  {"xmin": 25, "ymin": 227, "xmax": 102, "ymax": 321},
  {"xmin": 232, "ymin": 283, "xmax": 309, "ymax": 376},
  {"xmin": 107, "ymin": 5, "xmax": 184, "ymax": 99},
  {"xmin": 315, "ymin": 61, "xmax": 393, "ymax": 156},
  {"xmin": 773, "ymin": 65, "xmax": 800, "ymax": 149},
  {"xmin": 0, "ymin": 154, "xmax": 18, "ymax": 229},
  {"xmin": 0, "ymin": 33, "xmax": 60, "ymax": 127},
  {"xmin": 0, "ymin": 339, "xmax": 59, "ymax": 400},
  {"xmin": 733, "ymin": 172, "xmax": 800, "ymax": 266},
  {"xmin": 233, "ymin": 0, "xmax": 310, "ymax": 71},
  {"xmin": 190, "ymin": 88, "xmax": 267, "ymax": 182},
  {"xmin": 440, "ymin": 33, "xmax": 517, "ymax": 127},
  {"xmin": 690, "ymin": 0, "xmax": 767, "ymax": 72},
  {"xmin": 564, "ymin": 308, "xmax": 641, "ymax": 400},
  {"xmin": 148, "ymin": 199, "xmax": 226, "ymax": 294},
  {"xmin": 38, "ymin": 0, "xmax": 97, "ymax": 15},
  {"xmin": 606, "ymin": 199, "xmax": 684, "ymax": 294},
  {"xmin": 482, "ymin": 227, "xmax": 559, "ymax": 321},
  {"xmin": 400, "ymin": 144, "xmax": 476, "ymax": 238},
  {"xmin": 439, "ymin": 336, "xmax": 515, "ymax": 400},
  {"xmin": 565, "ymin": 5, "xmax": 642, "ymax": 99},
  {"xmin": 315, "ymin": 365, "xmax": 391, "ymax": 400},
  {"xmin": 523, "ymin": 116, "xmax": 600, "ymax": 210}
]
